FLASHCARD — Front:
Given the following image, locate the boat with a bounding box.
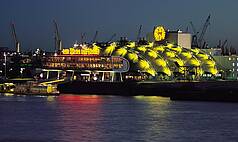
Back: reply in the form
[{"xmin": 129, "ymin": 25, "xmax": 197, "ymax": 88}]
[{"xmin": 0, "ymin": 81, "xmax": 59, "ymax": 96}]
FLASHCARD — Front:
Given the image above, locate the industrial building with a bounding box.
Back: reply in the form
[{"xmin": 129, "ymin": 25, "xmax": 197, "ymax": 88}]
[{"xmin": 166, "ymin": 30, "xmax": 192, "ymax": 49}]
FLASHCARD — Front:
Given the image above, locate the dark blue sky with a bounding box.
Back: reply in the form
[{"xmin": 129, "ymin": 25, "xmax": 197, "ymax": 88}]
[{"xmin": 0, "ymin": 0, "xmax": 238, "ymax": 51}]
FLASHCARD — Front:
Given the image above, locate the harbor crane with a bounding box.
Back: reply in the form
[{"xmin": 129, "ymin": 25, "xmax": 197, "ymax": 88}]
[
  {"xmin": 189, "ymin": 21, "xmax": 199, "ymax": 47},
  {"xmin": 137, "ymin": 25, "xmax": 142, "ymax": 41},
  {"xmin": 198, "ymin": 14, "xmax": 211, "ymax": 48},
  {"xmin": 106, "ymin": 33, "xmax": 116, "ymax": 43},
  {"xmin": 81, "ymin": 32, "xmax": 86, "ymax": 44},
  {"xmin": 219, "ymin": 39, "xmax": 227, "ymax": 55},
  {"xmin": 53, "ymin": 20, "xmax": 62, "ymax": 51},
  {"xmin": 92, "ymin": 31, "xmax": 98, "ymax": 43},
  {"xmin": 221, "ymin": 40, "xmax": 228, "ymax": 49},
  {"xmin": 190, "ymin": 15, "xmax": 211, "ymax": 48},
  {"xmin": 11, "ymin": 23, "xmax": 20, "ymax": 53}
]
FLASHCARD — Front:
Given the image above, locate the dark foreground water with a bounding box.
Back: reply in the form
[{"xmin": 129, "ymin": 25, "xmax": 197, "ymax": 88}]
[{"xmin": 0, "ymin": 94, "xmax": 238, "ymax": 142}]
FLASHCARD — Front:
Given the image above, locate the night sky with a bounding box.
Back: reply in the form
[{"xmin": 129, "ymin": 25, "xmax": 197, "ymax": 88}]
[{"xmin": 0, "ymin": 0, "xmax": 238, "ymax": 51}]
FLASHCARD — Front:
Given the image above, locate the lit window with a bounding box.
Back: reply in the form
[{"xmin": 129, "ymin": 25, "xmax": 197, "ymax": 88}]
[
  {"xmin": 237, "ymin": 68, "xmax": 238, "ymax": 72},
  {"xmin": 229, "ymin": 58, "xmax": 231, "ymax": 60},
  {"xmin": 237, "ymin": 63, "xmax": 238, "ymax": 66},
  {"xmin": 233, "ymin": 63, "xmax": 235, "ymax": 66},
  {"xmin": 233, "ymin": 68, "xmax": 235, "ymax": 72}
]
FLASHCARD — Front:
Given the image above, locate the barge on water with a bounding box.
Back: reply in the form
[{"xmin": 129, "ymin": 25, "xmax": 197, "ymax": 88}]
[{"xmin": 0, "ymin": 81, "xmax": 59, "ymax": 96}]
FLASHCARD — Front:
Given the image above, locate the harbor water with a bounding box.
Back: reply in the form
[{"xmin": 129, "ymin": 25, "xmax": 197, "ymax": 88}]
[{"xmin": 0, "ymin": 94, "xmax": 238, "ymax": 142}]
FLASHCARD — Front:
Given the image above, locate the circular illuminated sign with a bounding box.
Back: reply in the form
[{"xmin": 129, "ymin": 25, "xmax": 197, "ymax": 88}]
[{"xmin": 153, "ymin": 26, "xmax": 166, "ymax": 41}]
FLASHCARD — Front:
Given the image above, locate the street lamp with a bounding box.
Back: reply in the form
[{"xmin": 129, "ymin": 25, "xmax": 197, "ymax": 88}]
[{"xmin": 4, "ymin": 52, "xmax": 7, "ymax": 79}]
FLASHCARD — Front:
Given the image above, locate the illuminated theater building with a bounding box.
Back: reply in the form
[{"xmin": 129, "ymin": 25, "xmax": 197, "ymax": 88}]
[
  {"xmin": 42, "ymin": 26, "xmax": 218, "ymax": 82},
  {"xmin": 42, "ymin": 46, "xmax": 129, "ymax": 82}
]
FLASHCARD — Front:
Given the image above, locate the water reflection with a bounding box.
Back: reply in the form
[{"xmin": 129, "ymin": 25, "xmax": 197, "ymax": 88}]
[
  {"xmin": 1, "ymin": 94, "xmax": 238, "ymax": 141},
  {"xmin": 56, "ymin": 95, "xmax": 103, "ymax": 141},
  {"xmin": 133, "ymin": 96, "xmax": 172, "ymax": 141},
  {"xmin": 53, "ymin": 95, "xmax": 173, "ymax": 141}
]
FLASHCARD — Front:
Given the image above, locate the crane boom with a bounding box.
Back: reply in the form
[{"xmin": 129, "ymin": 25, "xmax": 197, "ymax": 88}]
[
  {"xmin": 106, "ymin": 33, "xmax": 116, "ymax": 43},
  {"xmin": 92, "ymin": 31, "xmax": 98, "ymax": 43},
  {"xmin": 189, "ymin": 21, "xmax": 199, "ymax": 47},
  {"xmin": 11, "ymin": 23, "xmax": 20, "ymax": 53},
  {"xmin": 198, "ymin": 15, "xmax": 211, "ymax": 48},
  {"xmin": 53, "ymin": 20, "xmax": 62, "ymax": 51},
  {"xmin": 221, "ymin": 40, "xmax": 228, "ymax": 48},
  {"xmin": 53, "ymin": 20, "xmax": 60, "ymax": 40},
  {"xmin": 81, "ymin": 33, "xmax": 86, "ymax": 43},
  {"xmin": 11, "ymin": 23, "xmax": 18, "ymax": 42},
  {"xmin": 137, "ymin": 25, "xmax": 142, "ymax": 41},
  {"xmin": 189, "ymin": 21, "xmax": 198, "ymax": 35}
]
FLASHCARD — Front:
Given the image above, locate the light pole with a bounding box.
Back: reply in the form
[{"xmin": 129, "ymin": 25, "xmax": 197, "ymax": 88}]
[{"xmin": 4, "ymin": 52, "xmax": 7, "ymax": 79}]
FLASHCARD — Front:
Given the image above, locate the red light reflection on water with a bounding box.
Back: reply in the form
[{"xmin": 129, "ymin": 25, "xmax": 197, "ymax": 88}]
[
  {"xmin": 56, "ymin": 95, "xmax": 103, "ymax": 141},
  {"xmin": 58, "ymin": 94, "xmax": 101, "ymax": 104}
]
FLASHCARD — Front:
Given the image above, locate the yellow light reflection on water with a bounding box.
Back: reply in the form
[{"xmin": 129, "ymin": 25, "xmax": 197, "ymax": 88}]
[
  {"xmin": 4, "ymin": 93, "xmax": 14, "ymax": 97},
  {"xmin": 134, "ymin": 96, "xmax": 170, "ymax": 104},
  {"xmin": 47, "ymin": 96, "xmax": 56, "ymax": 102}
]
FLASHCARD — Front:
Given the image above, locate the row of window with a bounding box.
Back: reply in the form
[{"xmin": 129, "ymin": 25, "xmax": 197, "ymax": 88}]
[
  {"xmin": 230, "ymin": 68, "xmax": 238, "ymax": 72},
  {"xmin": 228, "ymin": 57, "xmax": 238, "ymax": 61},
  {"xmin": 45, "ymin": 57, "xmax": 123, "ymax": 64},
  {"xmin": 44, "ymin": 62, "xmax": 124, "ymax": 70},
  {"xmin": 232, "ymin": 63, "xmax": 238, "ymax": 67}
]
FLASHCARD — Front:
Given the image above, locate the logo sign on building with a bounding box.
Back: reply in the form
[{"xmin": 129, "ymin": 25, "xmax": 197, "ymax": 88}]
[
  {"xmin": 62, "ymin": 47, "xmax": 100, "ymax": 55},
  {"xmin": 153, "ymin": 26, "xmax": 166, "ymax": 41}
]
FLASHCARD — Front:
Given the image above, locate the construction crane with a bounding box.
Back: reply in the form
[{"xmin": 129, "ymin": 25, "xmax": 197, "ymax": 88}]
[
  {"xmin": 198, "ymin": 14, "xmax": 211, "ymax": 48},
  {"xmin": 106, "ymin": 33, "xmax": 116, "ymax": 43},
  {"xmin": 11, "ymin": 23, "xmax": 20, "ymax": 53},
  {"xmin": 137, "ymin": 25, "xmax": 142, "ymax": 41},
  {"xmin": 189, "ymin": 21, "xmax": 199, "ymax": 47},
  {"xmin": 53, "ymin": 20, "xmax": 62, "ymax": 51},
  {"xmin": 221, "ymin": 40, "xmax": 228, "ymax": 55},
  {"xmin": 221, "ymin": 40, "xmax": 228, "ymax": 48},
  {"xmin": 81, "ymin": 32, "xmax": 86, "ymax": 44},
  {"xmin": 92, "ymin": 31, "xmax": 98, "ymax": 43}
]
